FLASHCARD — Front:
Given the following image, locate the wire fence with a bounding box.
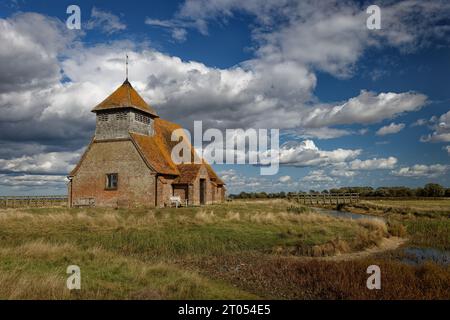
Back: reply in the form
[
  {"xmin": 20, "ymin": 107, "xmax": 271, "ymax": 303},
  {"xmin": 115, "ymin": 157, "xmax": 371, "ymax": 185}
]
[{"xmin": 0, "ymin": 195, "xmax": 68, "ymax": 209}]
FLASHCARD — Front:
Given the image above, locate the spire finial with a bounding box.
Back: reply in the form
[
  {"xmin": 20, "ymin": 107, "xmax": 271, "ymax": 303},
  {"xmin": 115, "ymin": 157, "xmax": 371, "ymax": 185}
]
[{"xmin": 125, "ymin": 53, "xmax": 129, "ymax": 81}]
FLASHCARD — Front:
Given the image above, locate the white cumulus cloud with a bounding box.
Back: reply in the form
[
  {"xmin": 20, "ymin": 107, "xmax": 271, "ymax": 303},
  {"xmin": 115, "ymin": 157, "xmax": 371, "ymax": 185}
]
[
  {"xmin": 349, "ymin": 157, "xmax": 398, "ymax": 170},
  {"xmin": 301, "ymin": 170, "xmax": 334, "ymax": 183},
  {"xmin": 278, "ymin": 175, "xmax": 291, "ymax": 183},
  {"xmin": 0, "ymin": 149, "xmax": 83, "ymax": 174},
  {"xmin": 392, "ymin": 164, "xmax": 449, "ymax": 178},
  {"xmin": 0, "ymin": 174, "xmax": 67, "ymax": 188},
  {"xmin": 420, "ymin": 110, "xmax": 450, "ymax": 143},
  {"xmin": 302, "ymin": 91, "xmax": 426, "ymax": 128},
  {"xmin": 278, "ymin": 140, "xmax": 361, "ymax": 167},
  {"xmin": 86, "ymin": 7, "xmax": 126, "ymax": 34},
  {"xmin": 444, "ymin": 146, "xmax": 450, "ymax": 155},
  {"xmin": 376, "ymin": 122, "xmax": 406, "ymax": 136}
]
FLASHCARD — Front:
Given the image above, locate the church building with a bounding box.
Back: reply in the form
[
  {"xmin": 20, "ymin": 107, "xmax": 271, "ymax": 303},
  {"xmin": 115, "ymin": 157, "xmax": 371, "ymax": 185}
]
[{"xmin": 68, "ymin": 79, "xmax": 225, "ymax": 208}]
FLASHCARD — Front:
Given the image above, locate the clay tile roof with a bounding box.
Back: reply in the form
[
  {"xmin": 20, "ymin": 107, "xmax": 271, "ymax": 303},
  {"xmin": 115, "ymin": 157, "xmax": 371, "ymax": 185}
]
[
  {"xmin": 130, "ymin": 130, "xmax": 179, "ymax": 176},
  {"xmin": 130, "ymin": 118, "xmax": 225, "ymax": 185},
  {"xmin": 205, "ymin": 163, "xmax": 225, "ymax": 185},
  {"xmin": 174, "ymin": 164, "xmax": 201, "ymax": 184},
  {"xmin": 91, "ymin": 80, "xmax": 158, "ymax": 117},
  {"xmin": 154, "ymin": 119, "xmax": 225, "ymax": 185},
  {"xmin": 130, "ymin": 118, "xmax": 196, "ymax": 176}
]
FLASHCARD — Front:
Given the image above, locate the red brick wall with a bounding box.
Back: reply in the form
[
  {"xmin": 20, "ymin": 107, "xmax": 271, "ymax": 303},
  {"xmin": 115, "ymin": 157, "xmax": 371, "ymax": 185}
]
[
  {"xmin": 70, "ymin": 139, "xmax": 226, "ymax": 208},
  {"xmin": 173, "ymin": 185, "xmax": 188, "ymax": 204},
  {"xmin": 217, "ymin": 185, "xmax": 225, "ymax": 202},
  {"xmin": 188, "ymin": 165, "xmax": 227, "ymax": 205},
  {"xmin": 70, "ymin": 140, "xmax": 156, "ymax": 208},
  {"xmin": 156, "ymin": 176, "xmax": 176, "ymax": 207},
  {"xmin": 188, "ymin": 166, "xmax": 209, "ymax": 205}
]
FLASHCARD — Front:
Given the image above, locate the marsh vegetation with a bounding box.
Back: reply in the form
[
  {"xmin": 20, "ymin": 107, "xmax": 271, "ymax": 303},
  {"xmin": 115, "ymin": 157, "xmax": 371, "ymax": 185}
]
[{"xmin": 0, "ymin": 199, "xmax": 448, "ymax": 299}]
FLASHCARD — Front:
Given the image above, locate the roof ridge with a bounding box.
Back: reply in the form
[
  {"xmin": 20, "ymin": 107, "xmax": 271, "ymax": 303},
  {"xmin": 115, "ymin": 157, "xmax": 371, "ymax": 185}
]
[{"xmin": 91, "ymin": 80, "xmax": 158, "ymax": 117}]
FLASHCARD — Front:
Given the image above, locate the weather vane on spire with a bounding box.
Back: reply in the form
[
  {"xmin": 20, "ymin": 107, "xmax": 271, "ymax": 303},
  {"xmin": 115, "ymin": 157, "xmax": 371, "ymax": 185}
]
[{"xmin": 126, "ymin": 53, "xmax": 129, "ymax": 80}]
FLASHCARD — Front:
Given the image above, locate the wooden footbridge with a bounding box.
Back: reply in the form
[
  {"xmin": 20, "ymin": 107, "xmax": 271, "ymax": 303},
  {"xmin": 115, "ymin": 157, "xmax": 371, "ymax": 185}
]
[
  {"xmin": 0, "ymin": 196, "xmax": 68, "ymax": 209},
  {"xmin": 290, "ymin": 193, "xmax": 360, "ymax": 205}
]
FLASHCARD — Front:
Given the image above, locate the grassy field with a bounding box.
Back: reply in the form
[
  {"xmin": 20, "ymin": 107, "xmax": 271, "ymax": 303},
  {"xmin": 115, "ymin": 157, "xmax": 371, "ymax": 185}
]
[
  {"xmin": 360, "ymin": 199, "xmax": 450, "ymax": 217},
  {"xmin": 336, "ymin": 199, "xmax": 450, "ymax": 250},
  {"xmin": 0, "ymin": 199, "xmax": 448, "ymax": 299}
]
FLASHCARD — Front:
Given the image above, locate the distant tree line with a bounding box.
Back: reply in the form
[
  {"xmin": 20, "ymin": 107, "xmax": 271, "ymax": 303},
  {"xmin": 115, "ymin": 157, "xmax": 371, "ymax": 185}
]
[{"xmin": 229, "ymin": 183, "xmax": 450, "ymax": 199}]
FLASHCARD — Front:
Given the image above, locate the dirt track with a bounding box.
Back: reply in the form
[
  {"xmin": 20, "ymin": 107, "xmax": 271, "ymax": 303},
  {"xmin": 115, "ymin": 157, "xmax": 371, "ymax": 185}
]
[{"xmin": 318, "ymin": 237, "xmax": 407, "ymax": 262}]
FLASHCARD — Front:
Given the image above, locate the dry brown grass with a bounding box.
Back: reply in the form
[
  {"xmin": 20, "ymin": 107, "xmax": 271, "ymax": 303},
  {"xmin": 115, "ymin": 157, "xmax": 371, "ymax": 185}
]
[
  {"xmin": 0, "ymin": 200, "xmax": 441, "ymax": 299},
  {"xmin": 335, "ymin": 199, "xmax": 450, "ymax": 249},
  {"xmin": 357, "ymin": 218, "xmax": 388, "ymax": 235},
  {"xmin": 0, "ymin": 240, "xmax": 256, "ymax": 300},
  {"xmin": 0, "ymin": 240, "xmax": 76, "ymax": 259},
  {"xmin": 183, "ymin": 253, "xmax": 450, "ymax": 300},
  {"xmin": 387, "ymin": 220, "xmax": 408, "ymax": 237},
  {"xmin": 0, "ymin": 272, "xmax": 71, "ymax": 300},
  {"xmin": 190, "ymin": 206, "xmax": 339, "ymax": 225}
]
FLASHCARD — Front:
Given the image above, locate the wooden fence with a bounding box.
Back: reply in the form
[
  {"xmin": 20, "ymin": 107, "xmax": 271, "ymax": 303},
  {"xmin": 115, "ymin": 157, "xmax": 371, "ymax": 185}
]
[
  {"xmin": 0, "ymin": 196, "xmax": 68, "ymax": 209},
  {"xmin": 290, "ymin": 193, "xmax": 360, "ymax": 205}
]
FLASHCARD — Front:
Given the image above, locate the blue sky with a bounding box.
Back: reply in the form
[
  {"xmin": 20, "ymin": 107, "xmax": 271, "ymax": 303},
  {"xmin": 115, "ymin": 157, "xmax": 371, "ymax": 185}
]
[{"xmin": 0, "ymin": 0, "xmax": 449, "ymax": 195}]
